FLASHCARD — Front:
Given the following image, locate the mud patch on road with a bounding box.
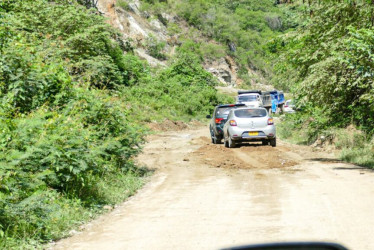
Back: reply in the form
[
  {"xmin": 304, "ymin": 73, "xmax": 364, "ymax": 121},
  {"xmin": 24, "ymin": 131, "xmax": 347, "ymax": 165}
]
[
  {"xmin": 190, "ymin": 136, "xmax": 299, "ymax": 170},
  {"xmin": 147, "ymin": 119, "xmax": 188, "ymax": 132}
]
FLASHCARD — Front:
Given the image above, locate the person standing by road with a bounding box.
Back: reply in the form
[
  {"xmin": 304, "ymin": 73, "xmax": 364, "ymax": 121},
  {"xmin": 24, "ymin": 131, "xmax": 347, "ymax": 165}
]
[{"xmin": 271, "ymin": 94, "xmax": 278, "ymax": 113}]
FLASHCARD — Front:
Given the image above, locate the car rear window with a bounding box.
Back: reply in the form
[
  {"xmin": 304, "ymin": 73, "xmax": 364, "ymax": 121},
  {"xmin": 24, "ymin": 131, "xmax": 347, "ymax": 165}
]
[
  {"xmin": 235, "ymin": 109, "xmax": 267, "ymax": 118},
  {"xmin": 215, "ymin": 107, "xmax": 232, "ymax": 118}
]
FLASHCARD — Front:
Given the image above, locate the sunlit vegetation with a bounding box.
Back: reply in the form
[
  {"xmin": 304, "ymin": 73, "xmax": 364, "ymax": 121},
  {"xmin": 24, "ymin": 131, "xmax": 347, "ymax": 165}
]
[
  {"xmin": 0, "ymin": 0, "xmax": 230, "ymax": 247},
  {"xmin": 274, "ymin": 0, "xmax": 374, "ymax": 167},
  {"xmin": 140, "ymin": 0, "xmax": 295, "ymax": 80}
]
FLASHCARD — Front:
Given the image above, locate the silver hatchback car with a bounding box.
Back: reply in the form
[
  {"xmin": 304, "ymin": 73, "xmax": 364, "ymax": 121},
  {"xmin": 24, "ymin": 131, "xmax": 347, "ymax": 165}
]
[{"xmin": 223, "ymin": 107, "xmax": 276, "ymax": 148}]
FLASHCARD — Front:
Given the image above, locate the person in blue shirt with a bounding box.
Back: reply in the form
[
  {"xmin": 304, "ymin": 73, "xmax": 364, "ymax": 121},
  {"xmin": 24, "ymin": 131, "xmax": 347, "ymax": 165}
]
[{"xmin": 271, "ymin": 94, "xmax": 278, "ymax": 114}]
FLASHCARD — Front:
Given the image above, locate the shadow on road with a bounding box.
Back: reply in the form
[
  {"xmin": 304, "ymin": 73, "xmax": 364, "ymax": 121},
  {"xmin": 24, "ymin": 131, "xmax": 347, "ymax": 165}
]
[
  {"xmin": 308, "ymin": 158, "xmax": 344, "ymax": 163},
  {"xmin": 308, "ymin": 158, "xmax": 374, "ymax": 172}
]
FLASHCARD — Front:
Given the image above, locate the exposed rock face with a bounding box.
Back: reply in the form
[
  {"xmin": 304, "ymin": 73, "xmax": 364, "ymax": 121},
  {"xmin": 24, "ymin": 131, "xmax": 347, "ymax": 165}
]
[
  {"xmin": 206, "ymin": 56, "xmax": 239, "ymax": 87},
  {"xmin": 208, "ymin": 67, "xmax": 232, "ymax": 85},
  {"xmin": 127, "ymin": 0, "xmax": 141, "ymax": 16},
  {"xmin": 96, "ymin": 0, "xmax": 168, "ymax": 66}
]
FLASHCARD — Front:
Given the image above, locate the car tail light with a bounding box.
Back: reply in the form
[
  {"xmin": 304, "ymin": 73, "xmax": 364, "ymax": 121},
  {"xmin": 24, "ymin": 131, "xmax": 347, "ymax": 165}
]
[
  {"xmin": 268, "ymin": 118, "xmax": 274, "ymax": 125},
  {"xmin": 284, "ymin": 105, "xmax": 288, "ymax": 107},
  {"xmin": 229, "ymin": 120, "xmax": 237, "ymax": 126},
  {"xmin": 215, "ymin": 118, "xmax": 224, "ymax": 124}
]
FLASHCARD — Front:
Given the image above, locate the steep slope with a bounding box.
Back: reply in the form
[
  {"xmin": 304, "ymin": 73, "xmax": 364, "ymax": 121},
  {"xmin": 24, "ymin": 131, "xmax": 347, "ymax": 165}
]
[{"xmin": 96, "ymin": 0, "xmax": 275, "ymax": 87}]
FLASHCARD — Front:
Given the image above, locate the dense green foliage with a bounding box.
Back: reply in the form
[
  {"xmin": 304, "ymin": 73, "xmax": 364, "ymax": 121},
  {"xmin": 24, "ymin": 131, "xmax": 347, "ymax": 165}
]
[
  {"xmin": 272, "ymin": 1, "xmax": 374, "ymax": 168},
  {"xmin": 0, "ymin": 0, "xmax": 228, "ymax": 247},
  {"xmin": 273, "ymin": 0, "xmax": 374, "ymax": 134},
  {"xmin": 140, "ymin": 0, "xmax": 294, "ymax": 80},
  {"xmin": 124, "ymin": 51, "xmax": 228, "ymax": 122}
]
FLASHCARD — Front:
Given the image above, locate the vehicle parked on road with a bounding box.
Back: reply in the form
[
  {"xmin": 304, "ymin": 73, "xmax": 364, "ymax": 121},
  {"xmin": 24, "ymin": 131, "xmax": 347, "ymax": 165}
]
[
  {"xmin": 284, "ymin": 99, "xmax": 296, "ymax": 113},
  {"xmin": 223, "ymin": 107, "xmax": 276, "ymax": 148},
  {"xmin": 262, "ymin": 90, "xmax": 285, "ymax": 114},
  {"xmin": 207, "ymin": 104, "xmax": 245, "ymax": 144},
  {"xmin": 236, "ymin": 90, "xmax": 263, "ymax": 108}
]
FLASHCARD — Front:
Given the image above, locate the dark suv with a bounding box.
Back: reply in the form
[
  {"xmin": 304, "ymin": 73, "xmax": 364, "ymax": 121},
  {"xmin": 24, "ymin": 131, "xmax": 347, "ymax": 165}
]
[{"xmin": 207, "ymin": 104, "xmax": 245, "ymax": 144}]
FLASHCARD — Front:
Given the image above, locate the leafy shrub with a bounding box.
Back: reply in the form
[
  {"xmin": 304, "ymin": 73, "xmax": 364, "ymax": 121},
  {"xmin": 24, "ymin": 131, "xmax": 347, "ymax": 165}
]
[
  {"xmin": 117, "ymin": 0, "xmax": 131, "ymax": 11},
  {"xmin": 0, "ymin": 1, "xmax": 151, "ymax": 246},
  {"xmin": 145, "ymin": 35, "xmax": 167, "ymax": 60},
  {"xmin": 200, "ymin": 43, "xmax": 226, "ymax": 61},
  {"xmin": 122, "ymin": 50, "xmax": 232, "ymax": 121},
  {"xmin": 0, "ymin": 39, "xmax": 73, "ymax": 114},
  {"xmin": 0, "ymin": 190, "xmax": 90, "ymax": 244},
  {"xmin": 0, "ymin": 87, "xmax": 147, "ymax": 243},
  {"xmin": 167, "ymin": 22, "xmax": 182, "ymax": 36},
  {"xmin": 3, "ymin": 0, "xmax": 139, "ymax": 89},
  {"xmin": 272, "ymin": 1, "xmax": 374, "ymax": 133}
]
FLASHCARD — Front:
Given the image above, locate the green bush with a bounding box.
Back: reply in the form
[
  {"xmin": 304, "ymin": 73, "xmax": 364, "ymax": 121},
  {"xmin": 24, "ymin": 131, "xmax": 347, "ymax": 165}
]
[
  {"xmin": 0, "ymin": 1, "xmax": 150, "ymax": 247},
  {"xmin": 122, "ymin": 50, "xmax": 233, "ymax": 121},
  {"xmin": 0, "ymin": 88, "xmax": 147, "ymax": 244},
  {"xmin": 117, "ymin": 0, "xmax": 131, "ymax": 11},
  {"xmin": 271, "ymin": 1, "xmax": 374, "ymax": 133},
  {"xmin": 2, "ymin": 0, "xmax": 139, "ymax": 89},
  {"xmin": 145, "ymin": 35, "xmax": 167, "ymax": 60}
]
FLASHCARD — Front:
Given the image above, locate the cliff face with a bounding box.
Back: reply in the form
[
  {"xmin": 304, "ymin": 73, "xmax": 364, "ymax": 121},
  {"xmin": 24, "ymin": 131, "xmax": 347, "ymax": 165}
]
[{"xmin": 97, "ymin": 0, "xmax": 168, "ymax": 67}]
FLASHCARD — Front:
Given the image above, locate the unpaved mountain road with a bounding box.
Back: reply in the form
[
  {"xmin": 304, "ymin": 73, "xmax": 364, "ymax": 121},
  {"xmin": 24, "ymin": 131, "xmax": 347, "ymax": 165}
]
[{"xmin": 54, "ymin": 126, "xmax": 374, "ymax": 250}]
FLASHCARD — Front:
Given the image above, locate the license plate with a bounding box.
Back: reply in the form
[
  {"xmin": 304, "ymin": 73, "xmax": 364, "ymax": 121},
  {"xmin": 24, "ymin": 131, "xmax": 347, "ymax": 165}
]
[{"xmin": 249, "ymin": 131, "xmax": 258, "ymax": 136}]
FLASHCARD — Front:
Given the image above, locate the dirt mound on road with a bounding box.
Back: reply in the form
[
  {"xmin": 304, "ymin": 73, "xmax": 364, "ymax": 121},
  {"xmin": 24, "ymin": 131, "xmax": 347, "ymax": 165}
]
[
  {"xmin": 190, "ymin": 136, "xmax": 298, "ymax": 169},
  {"xmin": 147, "ymin": 119, "xmax": 188, "ymax": 131},
  {"xmin": 147, "ymin": 119, "xmax": 205, "ymax": 132}
]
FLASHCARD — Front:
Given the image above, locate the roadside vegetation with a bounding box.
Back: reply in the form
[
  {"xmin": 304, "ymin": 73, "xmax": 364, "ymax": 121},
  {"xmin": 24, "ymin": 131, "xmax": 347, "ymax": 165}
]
[
  {"xmin": 0, "ymin": 0, "xmax": 230, "ymax": 247},
  {"xmin": 274, "ymin": 0, "xmax": 374, "ymax": 167}
]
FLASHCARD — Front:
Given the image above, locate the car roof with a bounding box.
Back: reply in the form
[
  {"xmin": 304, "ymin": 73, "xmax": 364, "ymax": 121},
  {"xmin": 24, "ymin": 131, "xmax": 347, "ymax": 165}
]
[
  {"xmin": 238, "ymin": 90, "xmax": 262, "ymax": 95},
  {"xmin": 234, "ymin": 107, "xmax": 267, "ymax": 111},
  {"xmin": 237, "ymin": 93, "xmax": 259, "ymax": 96}
]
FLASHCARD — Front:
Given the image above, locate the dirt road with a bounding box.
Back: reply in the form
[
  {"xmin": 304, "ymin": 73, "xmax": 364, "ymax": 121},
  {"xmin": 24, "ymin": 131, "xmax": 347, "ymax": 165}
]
[{"xmin": 54, "ymin": 126, "xmax": 374, "ymax": 250}]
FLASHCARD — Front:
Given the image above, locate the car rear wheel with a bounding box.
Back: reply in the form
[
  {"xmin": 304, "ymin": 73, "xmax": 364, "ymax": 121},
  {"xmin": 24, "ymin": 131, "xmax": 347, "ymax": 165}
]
[
  {"xmin": 210, "ymin": 127, "xmax": 218, "ymax": 144},
  {"xmin": 228, "ymin": 135, "xmax": 236, "ymax": 148},
  {"xmin": 270, "ymin": 138, "xmax": 276, "ymax": 147},
  {"xmin": 215, "ymin": 135, "xmax": 222, "ymax": 144},
  {"xmin": 224, "ymin": 136, "xmax": 229, "ymax": 148},
  {"xmin": 212, "ymin": 135, "xmax": 222, "ymax": 144}
]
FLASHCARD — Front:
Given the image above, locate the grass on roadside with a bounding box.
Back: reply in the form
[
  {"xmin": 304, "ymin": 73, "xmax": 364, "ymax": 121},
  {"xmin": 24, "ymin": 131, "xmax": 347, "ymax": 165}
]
[
  {"xmin": 278, "ymin": 113, "xmax": 374, "ymax": 168},
  {"xmin": 0, "ymin": 171, "xmax": 148, "ymax": 249}
]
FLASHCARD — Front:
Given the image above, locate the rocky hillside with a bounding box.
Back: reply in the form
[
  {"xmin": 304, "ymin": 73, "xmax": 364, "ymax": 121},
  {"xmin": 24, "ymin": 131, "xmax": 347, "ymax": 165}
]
[{"xmin": 96, "ymin": 0, "xmax": 270, "ymax": 88}]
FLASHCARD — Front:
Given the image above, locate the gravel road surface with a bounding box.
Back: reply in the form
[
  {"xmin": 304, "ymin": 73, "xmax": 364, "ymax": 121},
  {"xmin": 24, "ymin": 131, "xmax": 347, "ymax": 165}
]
[{"xmin": 54, "ymin": 126, "xmax": 374, "ymax": 250}]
